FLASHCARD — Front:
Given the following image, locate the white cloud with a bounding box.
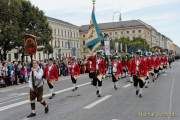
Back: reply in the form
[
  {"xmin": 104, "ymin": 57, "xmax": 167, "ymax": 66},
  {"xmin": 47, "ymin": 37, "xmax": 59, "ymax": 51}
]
[
  {"xmin": 29, "ymin": 0, "xmax": 179, "ymax": 13},
  {"xmin": 138, "ymin": 13, "xmax": 179, "ymax": 22}
]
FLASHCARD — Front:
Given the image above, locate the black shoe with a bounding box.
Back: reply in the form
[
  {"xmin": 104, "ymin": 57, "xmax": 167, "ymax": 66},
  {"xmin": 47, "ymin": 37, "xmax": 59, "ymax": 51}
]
[
  {"xmin": 45, "ymin": 105, "xmax": 49, "ymax": 114},
  {"xmin": 96, "ymin": 90, "xmax": 99, "ymax": 95},
  {"xmin": 97, "ymin": 94, "xmax": 102, "ymax": 97},
  {"xmin": 114, "ymin": 85, "xmax": 118, "ymax": 90},
  {"xmin": 27, "ymin": 113, "xmax": 36, "ymax": 118},
  {"xmin": 145, "ymin": 86, "xmax": 148, "ymax": 88},
  {"xmin": 72, "ymin": 88, "xmax": 75, "ymax": 92},
  {"xmin": 136, "ymin": 90, "xmax": 139, "ymax": 95},
  {"xmin": 139, "ymin": 94, "xmax": 142, "ymax": 98},
  {"xmin": 49, "ymin": 93, "xmax": 55, "ymax": 99},
  {"xmin": 75, "ymin": 87, "xmax": 78, "ymax": 90}
]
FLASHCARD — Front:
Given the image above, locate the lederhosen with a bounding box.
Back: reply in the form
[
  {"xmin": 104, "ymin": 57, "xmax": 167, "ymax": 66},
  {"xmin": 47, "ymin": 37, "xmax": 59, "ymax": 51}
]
[
  {"xmin": 71, "ymin": 75, "xmax": 77, "ymax": 84},
  {"xmin": 30, "ymin": 69, "xmax": 43, "ymax": 102},
  {"xmin": 89, "ymin": 72, "xmax": 95, "ymax": 79}
]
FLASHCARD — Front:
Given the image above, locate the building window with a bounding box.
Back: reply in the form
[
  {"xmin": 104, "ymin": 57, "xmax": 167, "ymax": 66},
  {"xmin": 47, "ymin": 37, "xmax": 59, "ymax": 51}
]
[
  {"xmin": 83, "ymin": 35, "xmax": 85, "ymax": 38},
  {"xmin": 70, "ymin": 31, "xmax": 72, "ymax": 38},
  {"xmin": 8, "ymin": 54, "xmax": 11, "ymax": 62},
  {"xmin": 138, "ymin": 30, "xmax": 142, "ymax": 33},
  {"xmin": 109, "ymin": 32, "xmax": 112, "ymax": 36},
  {"xmin": 61, "ymin": 30, "xmax": 63, "ymax": 37},
  {"xmin": 64, "ymin": 31, "xmax": 66, "ymax": 37},
  {"xmin": 83, "ymin": 41, "xmax": 85, "ymax": 45},
  {"xmin": 39, "ymin": 53, "xmax": 41, "ymax": 60},
  {"xmin": 74, "ymin": 32, "xmax": 76, "ymax": 38},
  {"xmin": 54, "ymin": 29, "xmax": 56, "ymax": 35},
  {"xmin": 77, "ymin": 42, "xmax": 79, "ymax": 48},
  {"xmin": 62, "ymin": 41, "xmax": 64, "ymax": 47},
  {"xmin": 126, "ymin": 31, "xmax": 129, "ymax": 34},
  {"xmin": 115, "ymin": 32, "xmax": 117, "ymax": 35},
  {"xmin": 55, "ymin": 40, "xmax": 57, "ymax": 47},
  {"xmin": 68, "ymin": 31, "xmax": 69, "ymax": 37},
  {"xmin": 121, "ymin": 31, "xmax": 123, "ymax": 34},
  {"xmin": 132, "ymin": 30, "xmax": 135, "ymax": 33},
  {"xmin": 58, "ymin": 29, "xmax": 60, "ymax": 35},
  {"xmin": 58, "ymin": 40, "xmax": 60, "ymax": 47}
]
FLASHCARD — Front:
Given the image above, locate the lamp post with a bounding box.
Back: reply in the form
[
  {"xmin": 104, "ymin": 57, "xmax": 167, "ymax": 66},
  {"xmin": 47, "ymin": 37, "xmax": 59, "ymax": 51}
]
[{"xmin": 112, "ymin": 11, "xmax": 122, "ymax": 22}]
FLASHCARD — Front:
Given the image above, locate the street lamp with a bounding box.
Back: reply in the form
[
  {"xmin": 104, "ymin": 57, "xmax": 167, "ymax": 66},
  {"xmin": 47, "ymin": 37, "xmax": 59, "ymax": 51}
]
[{"xmin": 112, "ymin": 11, "xmax": 122, "ymax": 22}]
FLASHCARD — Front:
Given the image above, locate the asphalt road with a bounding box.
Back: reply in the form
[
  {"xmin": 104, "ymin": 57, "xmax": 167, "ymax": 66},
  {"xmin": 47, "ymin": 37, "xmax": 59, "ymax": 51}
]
[{"xmin": 0, "ymin": 61, "xmax": 179, "ymax": 120}]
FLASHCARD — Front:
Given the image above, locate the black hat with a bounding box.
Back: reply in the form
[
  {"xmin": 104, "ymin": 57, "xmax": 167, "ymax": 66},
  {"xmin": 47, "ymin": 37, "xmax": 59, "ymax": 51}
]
[{"xmin": 49, "ymin": 58, "xmax": 53, "ymax": 61}]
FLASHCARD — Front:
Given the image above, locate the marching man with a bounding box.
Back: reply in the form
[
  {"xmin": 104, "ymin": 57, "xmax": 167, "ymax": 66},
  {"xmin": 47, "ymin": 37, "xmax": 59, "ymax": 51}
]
[
  {"xmin": 144, "ymin": 52, "xmax": 153, "ymax": 88},
  {"xmin": 44, "ymin": 58, "xmax": 59, "ymax": 99},
  {"xmin": 86, "ymin": 55, "xmax": 96, "ymax": 84},
  {"xmin": 132, "ymin": 51, "xmax": 148, "ymax": 98},
  {"xmin": 27, "ymin": 60, "xmax": 49, "ymax": 118},
  {"xmin": 127, "ymin": 54, "xmax": 134, "ymax": 83},
  {"xmin": 137, "ymin": 52, "xmax": 148, "ymax": 97},
  {"xmin": 92, "ymin": 51, "xmax": 106, "ymax": 97},
  {"xmin": 69, "ymin": 57, "xmax": 80, "ymax": 91},
  {"xmin": 111, "ymin": 56, "xmax": 122, "ymax": 90},
  {"xmin": 153, "ymin": 53, "xmax": 160, "ymax": 81}
]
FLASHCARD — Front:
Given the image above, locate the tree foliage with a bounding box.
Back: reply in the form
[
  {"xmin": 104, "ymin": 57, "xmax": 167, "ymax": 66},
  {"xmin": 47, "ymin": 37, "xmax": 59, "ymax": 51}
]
[
  {"xmin": 111, "ymin": 37, "xmax": 150, "ymax": 53},
  {"xmin": 0, "ymin": 0, "xmax": 52, "ymax": 60}
]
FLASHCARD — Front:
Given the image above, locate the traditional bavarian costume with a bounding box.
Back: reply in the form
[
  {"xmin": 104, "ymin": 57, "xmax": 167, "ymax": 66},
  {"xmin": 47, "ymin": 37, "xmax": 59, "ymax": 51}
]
[{"xmin": 27, "ymin": 66, "xmax": 48, "ymax": 118}]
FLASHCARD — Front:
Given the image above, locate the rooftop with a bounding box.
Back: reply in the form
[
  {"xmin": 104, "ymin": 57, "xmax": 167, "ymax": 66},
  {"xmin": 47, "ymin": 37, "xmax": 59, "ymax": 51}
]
[
  {"xmin": 79, "ymin": 20, "xmax": 154, "ymax": 32},
  {"xmin": 47, "ymin": 16, "xmax": 78, "ymax": 28}
]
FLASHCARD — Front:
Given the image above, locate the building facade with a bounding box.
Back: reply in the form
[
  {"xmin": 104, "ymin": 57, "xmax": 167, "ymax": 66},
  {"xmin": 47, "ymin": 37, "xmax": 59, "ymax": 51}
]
[
  {"xmin": 48, "ymin": 17, "xmax": 80, "ymax": 59},
  {"xmin": 79, "ymin": 20, "xmax": 173, "ymax": 56},
  {"xmin": 6, "ymin": 17, "xmax": 80, "ymax": 62}
]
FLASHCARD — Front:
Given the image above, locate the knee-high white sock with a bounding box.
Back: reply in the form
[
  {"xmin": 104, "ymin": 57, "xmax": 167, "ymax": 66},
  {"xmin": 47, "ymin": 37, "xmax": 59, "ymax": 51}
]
[
  {"xmin": 73, "ymin": 84, "xmax": 76, "ymax": 88},
  {"xmin": 130, "ymin": 76, "xmax": 133, "ymax": 82},
  {"xmin": 139, "ymin": 88, "xmax": 143, "ymax": 95},
  {"xmin": 98, "ymin": 87, "xmax": 102, "ymax": 94},
  {"xmin": 50, "ymin": 88, "xmax": 54, "ymax": 94}
]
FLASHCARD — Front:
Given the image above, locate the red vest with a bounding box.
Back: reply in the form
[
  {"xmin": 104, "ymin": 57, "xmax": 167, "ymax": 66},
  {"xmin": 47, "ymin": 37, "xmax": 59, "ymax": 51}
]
[
  {"xmin": 44, "ymin": 64, "xmax": 59, "ymax": 81},
  {"xmin": 112, "ymin": 60, "xmax": 122, "ymax": 77},
  {"xmin": 129, "ymin": 58, "xmax": 136, "ymax": 75},
  {"xmin": 96, "ymin": 57, "xmax": 106, "ymax": 75},
  {"xmin": 69, "ymin": 63, "xmax": 80, "ymax": 76},
  {"xmin": 86, "ymin": 56, "xmax": 96, "ymax": 72},
  {"xmin": 138, "ymin": 57, "xmax": 148, "ymax": 77}
]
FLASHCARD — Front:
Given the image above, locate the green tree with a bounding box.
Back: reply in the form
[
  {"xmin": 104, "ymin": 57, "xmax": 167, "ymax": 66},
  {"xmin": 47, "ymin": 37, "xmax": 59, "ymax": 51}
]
[
  {"xmin": 111, "ymin": 37, "xmax": 149, "ymax": 53},
  {"xmin": 0, "ymin": 0, "xmax": 52, "ymax": 60}
]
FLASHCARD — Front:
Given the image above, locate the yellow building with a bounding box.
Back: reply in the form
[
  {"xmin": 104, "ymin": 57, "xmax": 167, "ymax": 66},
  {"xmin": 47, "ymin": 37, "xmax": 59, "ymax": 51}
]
[{"xmin": 79, "ymin": 19, "xmax": 172, "ymax": 56}]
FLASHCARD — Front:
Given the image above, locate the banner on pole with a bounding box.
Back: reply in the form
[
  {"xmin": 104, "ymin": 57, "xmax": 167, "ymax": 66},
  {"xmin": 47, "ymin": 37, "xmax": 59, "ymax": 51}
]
[{"xmin": 104, "ymin": 41, "xmax": 110, "ymax": 55}]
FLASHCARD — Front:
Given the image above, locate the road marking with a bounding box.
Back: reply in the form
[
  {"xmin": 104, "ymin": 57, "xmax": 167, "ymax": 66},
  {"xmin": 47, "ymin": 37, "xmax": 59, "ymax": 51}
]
[
  {"xmin": 122, "ymin": 84, "xmax": 131, "ymax": 88},
  {"xmin": 0, "ymin": 85, "xmax": 28, "ymax": 93},
  {"xmin": 0, "ymin": 97, "xmax": 25, "ymax": 105},
  {"xmin": 0, "ymin": 82, "xmax": 90, "ymax": 112},
  {"xmin": 0, "ymin": 74, "xmax": 88, "ymax": 93},
  {"xmin": 168, "ymin": 77, "xmax": 175, "ymax": 120},
  {"xmin": 84, "ymin": 95, "xmax": 112, "ymax": 109},
  {"xmin": 0, "ymin": 93, "xmax": 28, "ymax": 103}
]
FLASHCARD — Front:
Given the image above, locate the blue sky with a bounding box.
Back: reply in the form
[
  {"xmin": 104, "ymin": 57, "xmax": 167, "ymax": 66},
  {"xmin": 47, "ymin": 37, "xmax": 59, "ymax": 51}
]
[{"xmin": 29, "ymin": 0, "xmax": 180, "ymax": 47}]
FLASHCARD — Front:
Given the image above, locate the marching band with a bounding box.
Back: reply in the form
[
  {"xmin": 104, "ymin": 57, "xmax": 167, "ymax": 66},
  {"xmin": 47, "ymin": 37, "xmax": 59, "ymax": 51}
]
[{"xmin": 27, "ymin": 49, "xmax": 174, "ymax": 117}]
